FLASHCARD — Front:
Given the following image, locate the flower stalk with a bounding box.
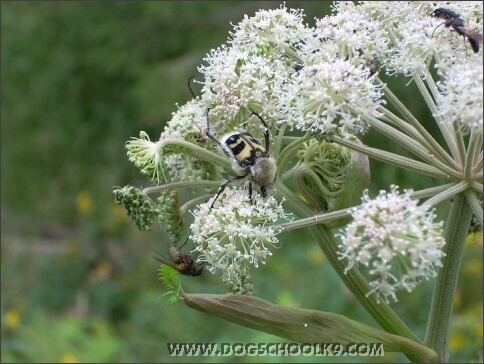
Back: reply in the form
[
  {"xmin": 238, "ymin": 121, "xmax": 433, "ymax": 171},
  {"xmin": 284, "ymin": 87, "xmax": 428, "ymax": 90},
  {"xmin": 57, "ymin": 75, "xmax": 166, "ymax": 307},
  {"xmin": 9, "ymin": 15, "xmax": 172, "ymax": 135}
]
[
  {"xmin": 424, "ymin": 194, "xmax": 474, "ymax": 362},
  {"xmin": 332, "ymin": 136, "xmax": 452, "ymax": 180}
]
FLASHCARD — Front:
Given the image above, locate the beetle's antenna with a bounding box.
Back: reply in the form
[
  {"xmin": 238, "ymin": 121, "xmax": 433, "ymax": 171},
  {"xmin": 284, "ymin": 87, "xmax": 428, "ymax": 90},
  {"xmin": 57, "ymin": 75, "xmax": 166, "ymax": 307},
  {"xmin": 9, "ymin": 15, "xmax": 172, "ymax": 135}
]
[{"xmin": 188, "ymin": 76, "xmax": 197, "ymax": 99}]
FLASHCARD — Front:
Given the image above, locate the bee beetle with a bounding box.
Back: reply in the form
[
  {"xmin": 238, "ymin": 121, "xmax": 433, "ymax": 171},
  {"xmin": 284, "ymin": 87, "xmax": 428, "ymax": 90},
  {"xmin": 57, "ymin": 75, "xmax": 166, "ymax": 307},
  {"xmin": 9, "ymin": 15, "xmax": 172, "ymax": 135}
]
[
  {"xmin": 430, "ymin": 8, "xmax": 483, "ymax": 53},
  {"xmin": 153, "ymin": 242, "xmax": 205, "ymax": 276},
  {"xmin": 206, "ymin": 109, "xmax": 277, "ymax": 208}
]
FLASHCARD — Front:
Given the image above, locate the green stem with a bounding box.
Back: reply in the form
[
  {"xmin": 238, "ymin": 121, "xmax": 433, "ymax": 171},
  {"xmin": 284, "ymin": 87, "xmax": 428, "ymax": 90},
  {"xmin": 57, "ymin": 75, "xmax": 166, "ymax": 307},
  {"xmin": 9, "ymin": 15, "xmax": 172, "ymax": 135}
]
[
  {"xmin": 275, "ymin": 182, "xmax": 422, "ymax": 359},
  {"xmin": 411, "ymin": 183, "xmax": 459, "ymax": 200},
  {"xmin": 278, "ymin": 207, "xmax": 352, "ymax": 231},
  {"xmin": 361, "ymin": 113, "xmax": 461, "ymax": 177},
  {"xmin": 180, "ymin": 194, "xmax": 214, "ymax": 214},
  {"xmin": 273, "ymin": 123, "xmax": 287, "ymax": 159},
  {"xmin": 424, "ymin": 194, "xmax": 474, "ymax": 362},
  {"xmin": 332, "ymin": 136, "xmax": 456, "ymax": 180},
  {"xmin": 143, "ymin": 180, "xmax": 221, "ymax": 195},
  {"xmin": 421, "ymin": 181, "xmax": 468, "ymax": 209},
  {"xmin": 472, "ymin": 181, "xmax": 483, "ymax": 193},
  {"xmin": 277, "ymin": 183, "xmax": 459, "ymax": 232},
  {"xmin": 464, "ymin": 130, "xmax": 480, "ymax": 178},
  {"xmin": 472, "ymin": 133, "xmax": 482, "ymax": 173},
  {"xmin": 415, "ymin": 72, "xmax": 461, "ymax": 164},
  {"xmin": 379, "ymin": 86, "xmax": 457, "ymax": 169},
  {"xmin": 466, "ymin": 191, "xmax": 483, "ymax": 226},
  {"xmin": 277, "ymin": 133, "xmax": 312, "ymax": 175},
  {"xmin": 159, "ymin": 138, "xmax": 232, "ymax": 169}
]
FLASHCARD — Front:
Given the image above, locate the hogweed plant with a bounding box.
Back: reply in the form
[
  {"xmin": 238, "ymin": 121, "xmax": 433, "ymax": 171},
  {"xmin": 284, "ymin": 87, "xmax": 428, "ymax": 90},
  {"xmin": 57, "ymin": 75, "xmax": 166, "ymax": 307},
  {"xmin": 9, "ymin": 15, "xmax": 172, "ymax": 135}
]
[{"xmin": 114, "ymin": 2, "xmax": 483, "ymax": 362}]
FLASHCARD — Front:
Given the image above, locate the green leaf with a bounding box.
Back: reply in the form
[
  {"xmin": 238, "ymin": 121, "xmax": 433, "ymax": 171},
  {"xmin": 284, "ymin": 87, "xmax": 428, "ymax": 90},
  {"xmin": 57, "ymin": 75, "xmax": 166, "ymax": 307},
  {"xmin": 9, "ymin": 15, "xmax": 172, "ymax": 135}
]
[
  {"xmin": 158, "ymin": 265, "xmax": 181, "ymax": 303},
  {"xmin": 181, "ymin": 292, "xmax": 437, "ymax": 362}
]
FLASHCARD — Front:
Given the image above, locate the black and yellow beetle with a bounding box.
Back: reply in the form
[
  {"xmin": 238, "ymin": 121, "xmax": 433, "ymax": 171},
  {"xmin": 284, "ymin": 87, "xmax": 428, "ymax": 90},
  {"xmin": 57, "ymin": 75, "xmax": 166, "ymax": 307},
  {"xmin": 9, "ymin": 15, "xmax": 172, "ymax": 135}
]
[{"xmin": 206, "ymin": 109, "xmax": 277, "ymax": 208}]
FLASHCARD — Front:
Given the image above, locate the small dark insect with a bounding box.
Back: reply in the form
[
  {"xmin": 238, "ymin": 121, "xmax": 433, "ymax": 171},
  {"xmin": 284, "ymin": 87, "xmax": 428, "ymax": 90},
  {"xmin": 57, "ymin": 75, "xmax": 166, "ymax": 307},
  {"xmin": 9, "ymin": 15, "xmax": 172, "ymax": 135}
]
[
  {"xmin": 430, "ymin": 7, "xmax": 483, "ymax": 53},
  {"xmin": 206, "ymin": 108, "xmax": 277, "ymax": 208},
  {"xmin": 153, "ymin": 242, "xmax": 206, "ymax": 276},
  {"xmin": 430, "ymin": 7, "xmax": 460, "ymax": 21}
]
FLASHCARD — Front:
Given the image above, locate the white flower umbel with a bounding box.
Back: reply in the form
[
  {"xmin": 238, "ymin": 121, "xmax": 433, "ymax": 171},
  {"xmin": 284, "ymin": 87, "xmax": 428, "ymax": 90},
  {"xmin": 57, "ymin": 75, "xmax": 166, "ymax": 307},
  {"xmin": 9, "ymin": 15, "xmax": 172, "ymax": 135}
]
[
  {"xmin": 312, "ymin": 2, "xmax": 390, "ymax": 66},
  {"xmin": 325, "ymin": 2, "xmax": 483, "ymax": 77},
  {"xmin": 436, "ymin": 57, "xmax": 483, "ymax": 134},
  {"xmin": 190, "ymin": 187, "xmax": 291, "ymax": 294},
  {"xmin": 161, "ymin": 99, "xmax": 208, "ymax": 142},
  {"xmin": 279, "ymin": 60, "xmax": 384, "ymax": 134},
  {"xmin": 338, "ymin": 186, "xmax": 446, "ymax": 304},
  {"xmin": 198, "ymin": 4, "xmax": 313, "ymax": 123}
]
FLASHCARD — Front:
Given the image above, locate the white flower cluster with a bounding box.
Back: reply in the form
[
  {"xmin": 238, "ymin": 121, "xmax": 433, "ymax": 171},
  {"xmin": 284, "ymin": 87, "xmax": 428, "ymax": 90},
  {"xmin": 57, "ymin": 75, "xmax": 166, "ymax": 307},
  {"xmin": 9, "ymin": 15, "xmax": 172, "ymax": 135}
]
[
  {"xmin": 198, "ymin": 6, "xmax": 313, "ymax": 126},
  {"xmin": 190, "ymin": 188, "xmax": 291, "ymax": 294},
  {"xmin": 198, "ymin": 3, "xmax": 386, "ymax": 135},
  {"xmin": 121, "ymin": 3, "xmax": 481, "ymax": 295},
  {"xmin": 279, "ymin": 60, "xmax": 384, "ymax": 134},
  {"xmin": 131, "ymin": 2, "xmax": 482, "ymax": 183},
  {"xmin": 161, "ymin": 99, "xmax": 207, "ymax": 142},
  {"xmin": 345, "ymin": 1, "xmax": 483, "ymax": 77},
  {"xmin": 436, "ymin": 57, "xmax": 483, "ymax": 134},
  {"xmin": 338, "ymin": 186, "xmax": 446, "ymax": 304}
]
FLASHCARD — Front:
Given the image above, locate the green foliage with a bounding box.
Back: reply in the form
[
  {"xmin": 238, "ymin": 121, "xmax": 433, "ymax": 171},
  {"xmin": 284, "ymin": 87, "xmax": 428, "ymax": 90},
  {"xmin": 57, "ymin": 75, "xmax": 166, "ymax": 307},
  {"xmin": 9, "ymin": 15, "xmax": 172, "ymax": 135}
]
[
  {"xmin": 1, "ymin": 311, "xmax": 120, "ymax": 363},
  {"xmin": 30, "ymin": 249, "xmax": 90, "ymax": 313},
  {"xmin": 158, "ymin": 264, "xmax": 181, "ymax": 304}
]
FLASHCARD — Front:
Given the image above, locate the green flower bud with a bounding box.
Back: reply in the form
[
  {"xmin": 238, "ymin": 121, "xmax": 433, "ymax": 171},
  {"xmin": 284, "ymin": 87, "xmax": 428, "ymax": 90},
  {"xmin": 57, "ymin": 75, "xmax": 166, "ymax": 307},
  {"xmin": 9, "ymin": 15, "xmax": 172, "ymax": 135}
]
[
  {"xmin": 294, "ymin": 135, "xmax": 370, "ymax": 228},
  {"xmin": 113, "ymin": 185, "xmax": 160, "ymax": 231},
  {"xmin": 157, "ymin": 190, "xmax": 184, "ymax": 241}
]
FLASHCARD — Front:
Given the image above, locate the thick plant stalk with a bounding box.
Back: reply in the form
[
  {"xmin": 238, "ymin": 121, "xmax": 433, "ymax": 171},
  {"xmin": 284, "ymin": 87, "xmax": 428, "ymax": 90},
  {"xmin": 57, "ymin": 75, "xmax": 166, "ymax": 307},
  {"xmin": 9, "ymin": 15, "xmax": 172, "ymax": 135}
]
[{"xmin": 424, "ymin": 194, "xmax": 474, "ymax": 362}]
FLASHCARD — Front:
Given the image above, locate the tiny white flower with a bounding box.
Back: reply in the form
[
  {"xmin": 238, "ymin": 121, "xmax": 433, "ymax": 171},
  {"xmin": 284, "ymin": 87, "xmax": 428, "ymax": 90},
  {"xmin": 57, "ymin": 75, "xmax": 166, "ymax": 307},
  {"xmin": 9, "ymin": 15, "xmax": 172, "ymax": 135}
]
[
  {"xmin": 338, "ymin": 186, "xmax": 446, "ymax": 304},
  {"xmin": 313, "ymin": 2, "xmax": 390, "ymax": 66},
  {"xmin": 158, "ymin": 99, "xmax": 224, "ymax": 182},
  {"xmin": 190, "ymin": 187, "xmax": 292, "ymax": 294},
  {"xmin": 161, "ymin": 99, "xmax": 207, "ymax": 142},
  {"xmin": 436, "ymin": 57, "xmax": 483, "ymax": 134}
]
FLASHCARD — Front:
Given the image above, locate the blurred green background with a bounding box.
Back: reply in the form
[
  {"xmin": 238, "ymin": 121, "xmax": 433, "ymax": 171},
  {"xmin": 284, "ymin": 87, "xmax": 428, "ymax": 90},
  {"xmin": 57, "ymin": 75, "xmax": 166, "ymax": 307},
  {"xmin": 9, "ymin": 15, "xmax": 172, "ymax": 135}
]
[{"xmin": 1, "ymin": 2, "xmax": 482, "ymax": 363}]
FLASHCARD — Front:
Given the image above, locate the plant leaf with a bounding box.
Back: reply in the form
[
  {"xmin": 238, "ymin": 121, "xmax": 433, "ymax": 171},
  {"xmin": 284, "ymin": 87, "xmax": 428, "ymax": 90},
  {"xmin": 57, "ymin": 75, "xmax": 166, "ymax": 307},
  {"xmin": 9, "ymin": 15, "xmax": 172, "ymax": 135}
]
[
  {"xmin": 158, "ymin": 265, "xmax": 180, "ymax": 303},
  {"xmin": 181, "ymin": 292, "xmax": 437, "ymax": 362}
]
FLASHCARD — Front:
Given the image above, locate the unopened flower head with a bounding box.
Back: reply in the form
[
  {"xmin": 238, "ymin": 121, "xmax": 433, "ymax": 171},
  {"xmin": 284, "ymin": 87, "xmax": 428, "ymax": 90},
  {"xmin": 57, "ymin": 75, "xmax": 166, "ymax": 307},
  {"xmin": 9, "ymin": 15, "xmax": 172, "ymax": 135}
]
[
  {"xmin": 113, "ymin": 185, "xmax": 160, "ymax": 231},
  {"xmin": 295, "ymin": 135, "xmax": 370, "ymax": 229},
  {"xmin": 190, "ymin": 187, "xmax": 291, "ymax": 294},
  {"xmin": 338, "ymin": 186, "xmax": 446, "ymax": 304},
  {"xmin": 436, "ymin": 57, "xmax": 483, "ymax": 134},
  {"xmin": 157, "ymin": 190, "xmax": 184, "ymax": 241}
]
